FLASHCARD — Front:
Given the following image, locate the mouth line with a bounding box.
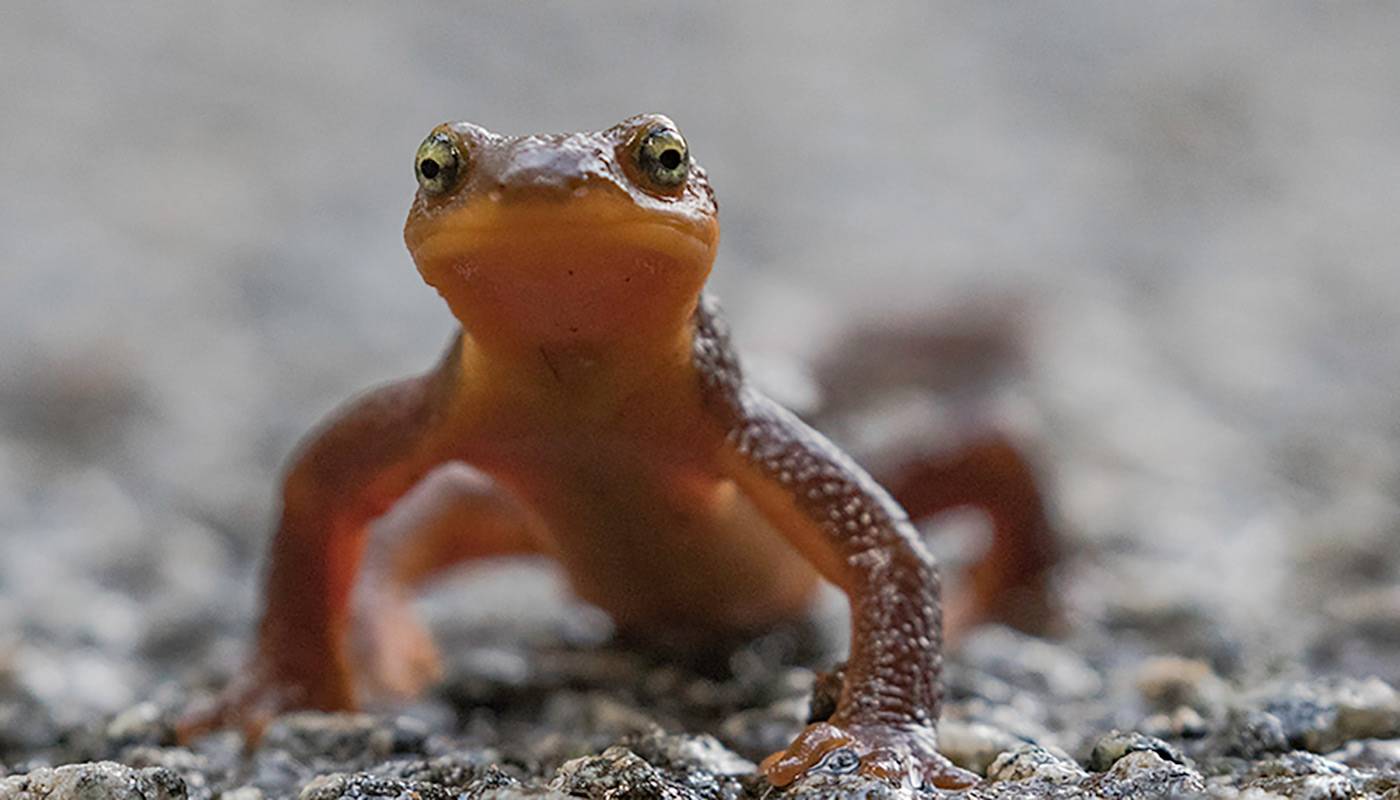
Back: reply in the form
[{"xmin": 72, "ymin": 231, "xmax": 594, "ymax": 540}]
[{"xmin": 415, "ymin": 217, "xmax": 713, "ymax": 267}]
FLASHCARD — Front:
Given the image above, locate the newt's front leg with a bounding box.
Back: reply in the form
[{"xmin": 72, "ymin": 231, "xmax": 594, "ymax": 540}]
[
  {"xmin": 716, "ymin": 390, "xmax": 975, "ymax": 790},
  {"xmin": 180, "ymin": 355, "xmax": 458, "ymax": 739},
  {"xmin": 696, "ymin": 301, "xmax": 973, "ymax": 790}
]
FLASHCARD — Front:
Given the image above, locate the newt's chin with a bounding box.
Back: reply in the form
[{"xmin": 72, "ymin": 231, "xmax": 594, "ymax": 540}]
[{"xmin": 406, "ymin": 199, "xmax": 717, "ymax": 346}]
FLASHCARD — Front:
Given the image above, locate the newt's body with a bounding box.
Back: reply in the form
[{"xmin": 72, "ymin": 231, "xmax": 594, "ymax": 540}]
[{"xmin": 191, "ymin": 115, "xmax": 1056, "ymax": 790}]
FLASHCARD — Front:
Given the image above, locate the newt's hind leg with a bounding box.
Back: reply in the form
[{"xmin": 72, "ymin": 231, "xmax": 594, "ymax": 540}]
[
  {"xmin": 352, "ymin": 463, "xmax": 546, "ymax": 700},
  {"xmin": 881, "ymin": 434, "xmax": 1059, "ymax": 641}
]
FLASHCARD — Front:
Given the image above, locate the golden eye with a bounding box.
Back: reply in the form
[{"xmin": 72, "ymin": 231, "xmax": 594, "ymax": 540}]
[
  {"xmin": 633, "ymin": 125, "xmax": 689, "ymax": 192},
  {"xmin": 414, "ymin": 130, "xmax": 464, "ymax": 195}
]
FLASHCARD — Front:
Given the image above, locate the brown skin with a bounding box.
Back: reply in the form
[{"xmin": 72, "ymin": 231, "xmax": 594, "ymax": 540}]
[{"xmin": 181, "ymin": 114, "xmax": 1056, "ymax": 791}]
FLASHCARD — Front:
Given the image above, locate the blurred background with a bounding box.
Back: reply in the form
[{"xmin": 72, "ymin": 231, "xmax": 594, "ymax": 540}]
[{"xmin": 2, "ymin": 1, "xmax": 1399, "ymax": 736}]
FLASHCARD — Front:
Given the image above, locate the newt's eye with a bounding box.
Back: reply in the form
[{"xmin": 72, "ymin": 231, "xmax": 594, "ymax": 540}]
[
  {"xmin": 633, "ymin": 125, "xmax": 690, "ymax": 193},
  {"xmin": 415, "ymin": 130, "xmax": 464, "ymax": 196}
]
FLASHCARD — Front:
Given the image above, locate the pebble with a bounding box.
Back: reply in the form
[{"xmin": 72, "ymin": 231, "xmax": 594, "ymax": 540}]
[
  {"xmin": 549, "ymin": 746, "xmax": 699, "ymax": 799},
  {"xmin": 958, "ymin": 628, "xmax": 1103, "ymax": 700},
  {"xmin": 1134, "ymin": 656, "xmax": 1230, "ymax": 716},
  {"xmin": 1090, "ymin": 750, "xmax": 1205, "ymax": 796},
  {"xmin": 936, "ymin": 719, "xmax": 1028, "ymax": 776},
  {"xmin": 1229, "ymin": 677, "xmax": 1400, "ymax": 755},
  {"xmin": 1087, "ymin": 729, "xmax": 1189, "ymax": 771},
  {"xmin": 0, "ymin": 762, "xmax": 187, "ymax": 800},
  {"xmin": 985, "ymin": 744, "xmax": 1086, "ymax": 784}
]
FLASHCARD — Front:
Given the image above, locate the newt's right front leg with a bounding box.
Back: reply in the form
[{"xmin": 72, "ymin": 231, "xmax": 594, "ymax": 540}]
[{"xmin": 180, "ymin": 362, "xmax": 456, "ymax": 740}]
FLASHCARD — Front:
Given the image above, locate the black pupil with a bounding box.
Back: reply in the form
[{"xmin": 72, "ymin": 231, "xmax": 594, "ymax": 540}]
[
  {"xmin": 658, "ymin": 148, "xmax": 682, "ymax": 170},
  {"xmin": 420, "ymin": 158, "xmax": 441, "ymax": 179}
]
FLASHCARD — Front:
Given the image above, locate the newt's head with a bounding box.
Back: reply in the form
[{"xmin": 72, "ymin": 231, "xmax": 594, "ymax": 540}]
[{"xmin": 404, "ymin": 114, "xmax": 719, "ymax": 350}]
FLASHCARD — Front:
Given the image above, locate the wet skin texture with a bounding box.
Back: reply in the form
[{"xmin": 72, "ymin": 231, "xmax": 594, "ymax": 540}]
[{"xmin": 182, "ymin": 114, "xmax": 1057, "ymax": 791}]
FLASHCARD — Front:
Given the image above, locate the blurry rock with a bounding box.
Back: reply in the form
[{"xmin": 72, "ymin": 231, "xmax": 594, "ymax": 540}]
[
  {"xmin": 0, "ymin": 762, "xmax": 186, "ymax": 800},
  {"xmin": 1222, "ymin": 708, "xmax": 1291, "ymax": 758},
  {"xmin": 1246, "ymin": 751, "xmax": 1351, "ymax": 780},
  {"xmin": 716, "ymin": 697, "xmax": 807, "ymax": 763},
  {"xmin": 1140, "ymin": 706, "xmax": 1210, "ymax": 741},
  {"xmin": 536, "ymin": 693, "xmax": 663, "ymax": 753},
  {"xmin": 0, "ymin": 684, "xmax": 59, "ymax": 761},
  {"xmin": 936, "ymin": 719, "xmax": 1026, "ymax": 775},
  {"xmin": 258, "ymin": 713, "xmax": 426, "ymax": 766},
  {"xmin": 1087, "ymin": 730, "xmax": 1188, "ymax": 771},
  {"xmin": 1232, "ymin": 677, "xmax": 1400, "ymax": 754},
  {"xmin": 1134, "ymin": 656, "xmax": 1230, "ymax": 717},
  {"xmin": 1100, "ymin": 590, "xmax": 1241, "ymax": 675},
  {"xmin": 106, "ymin": 703, "xmax": 174, "ymax": 750},
  {"xmin": 803, "ymin": 664, "xmax": 844, "ymax": 725},
  {"xmin": 958, "ymin": 627, "xmax": 1102, "ymax": 701},
  {"xmin": 985, "ymin": 743, "xmax": 1086, "ymax": 784},
  {"xmin": 1236, "ymin": 752, "xmax": 1370, "ymax": 800},
  {"xmin": 1328, "ymin": 738, "xmax": 1400, "ymax": 771},
  {"xmin": 625, "ymin": 731, "xmax": 753, "ymax": 777}
]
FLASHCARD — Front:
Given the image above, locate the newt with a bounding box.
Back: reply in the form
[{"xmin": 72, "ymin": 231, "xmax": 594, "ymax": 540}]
[{"xmin": 183, "ymin": 114, "xmax": 1057, "ymax": 791}]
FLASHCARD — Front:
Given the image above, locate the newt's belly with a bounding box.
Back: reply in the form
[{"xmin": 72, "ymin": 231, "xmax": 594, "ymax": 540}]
[{"xmin": 482, "ymin": 438, "xmax": 821, "ymax": 635}]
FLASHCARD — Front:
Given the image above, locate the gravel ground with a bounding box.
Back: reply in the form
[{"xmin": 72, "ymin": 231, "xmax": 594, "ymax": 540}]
[{"xmin": 3, "ymin": 3, "xmax": 1400, "ymax": 798}]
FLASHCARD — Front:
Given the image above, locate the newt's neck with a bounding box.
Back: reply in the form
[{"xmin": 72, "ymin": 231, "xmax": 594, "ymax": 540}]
[{"xmin": 455, "ymin": 299, "xmax": 704, "ymax": 415}]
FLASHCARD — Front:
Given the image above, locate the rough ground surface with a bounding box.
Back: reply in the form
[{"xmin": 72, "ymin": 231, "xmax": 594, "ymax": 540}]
[{"xmin": 3, "ymin": 3, "xmax": 1400, "ymax": 799}]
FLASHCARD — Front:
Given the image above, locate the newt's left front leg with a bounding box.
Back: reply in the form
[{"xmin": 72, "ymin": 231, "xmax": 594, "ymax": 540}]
[{"xmin": 713, "ymin": 388, "xmax": 976, "ymax": 791}]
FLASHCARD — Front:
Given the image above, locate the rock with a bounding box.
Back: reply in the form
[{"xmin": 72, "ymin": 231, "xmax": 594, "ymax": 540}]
[
  {"xmin": 105, "ymin": 704, "xmax": 173, "ymax": 749},
  {"xmin": 936, "ymin": 719, "xmax": 1027, "ymax": 776},
  {"xmin": 1236, "ymin": 677, "xmax": 1400, "ymax": 754},
  {"xmin": 0, "ymin": 692, "xmax": 59, "ymax": 763},
  {"xmin": 118, "ymin": 748, "xmax": 215, "ymax": 800},
  {"xmin": 549, "ymin": 746, "xmax": 704, "ymax": 799},
  {"xmin": 1328, "ymin": 738, "xmax": 1400, "ymax": 770},
  {"xmin": 368, "ymin": 755, "xmax": 512, "ymax": 792},
  {"xmin": 258, "ymin": 714, "xmax": 426, "ymax": 767},
  {"xmin": 1134, "ymin": 656, "xmax": 1230, "ymax": 716},
  {"xmin": 1223, "ymin": 709, "xmax": 1291, "ymax": 758},
  {"xmin": 985, "ymin": 744, "xmax": 1086, "ymax": 784},
  {"xmin": 1087, "ymin": 730, "xmax": 1189, "ymax": 771},
  {"xmin": 1246, "ymin": 751, "xmax": 1349, "ymax": 779},
  {"xmin": 958, "ymin": 627, "xmax": 1103, "ymax": 701},
  {"xmin": 770, "ymin": 772, "xmax": 900, "ymax": 799},
  {"xmin": 716, "ymin": 697, "xmax": 807, "ymax": 762},
  {"xmin": 617, "ymin": 732, "xmax": 749, "ymax": 800},
  {"xmin": 0, "ymin": 762, "xmax": 186, "ymax": 800},
  {"xmin": 1140, "ymin": 705, "xmax": 1210, "ymax": 740},
  {"xmin": 1236, "ymin": 752, "xmax": 1376, "ymax": 800},
  {"xmin": 297, "ymin": 771, "xmax": 553, "ymax": 800},
  {"xmin": 298, "ymin": 774, "xmax": 456, "ymax": 800},
  {"xmin": 1086, "ymin": 750, "xmax": 1205, "ymax": 797},
  {"xmin": 624, "ymin": 731, "xmax": 754, "ymax": 776}
]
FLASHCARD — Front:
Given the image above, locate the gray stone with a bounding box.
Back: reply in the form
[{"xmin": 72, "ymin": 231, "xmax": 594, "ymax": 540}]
[
  {"xmin": 0, "ymin": 762, "xmax": 186, "ymax": 800},
  {"xmin": 937, "ymin": 719, "xmax": 1027, "ymax": 776},
  {"xmin": 1088, "ymin": 750, "xmax": 1205, "ymax": 797},
  {"xmin": 985, "ymin": 744, "xmax": 1086, "ymax": 784},
  {"xmin": 1087, "ymin": 730, "xmax": 1189, "ymax": 771}
]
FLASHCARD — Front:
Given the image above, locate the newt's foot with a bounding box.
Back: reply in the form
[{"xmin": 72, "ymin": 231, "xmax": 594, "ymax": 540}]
[
  {"xmin": 761, "ymin": 721, "xmax": 978, "ymax": 791},
  {"xmin": 350, "ymin": 589, "xmax": 443, "ymax": 699}
]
